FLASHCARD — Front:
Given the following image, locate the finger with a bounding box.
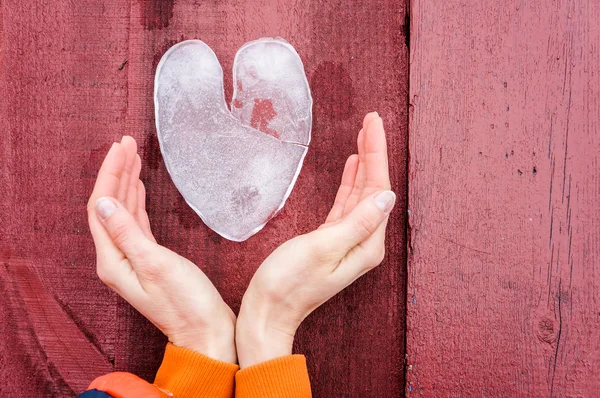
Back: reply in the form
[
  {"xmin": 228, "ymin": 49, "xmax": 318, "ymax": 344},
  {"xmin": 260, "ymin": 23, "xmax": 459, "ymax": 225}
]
[
  {"xmin": 88, "ymin": 143, "xmax": 126, "ymax": 208},
  {"xmin": 324, "ymin": 154, "xmax": 359, "ymax": 224},
  {"xmin": 87, "ymin": 143, "xmax": 141, "ymax": 292},
  {"xmin": 322, "ymin": 190, "xmax": 396, "ymax": 255},
  {"xmin": 330, "ymin": 222, "xmax": 389, "ymax": 290},
  {"xmin": 362, "ymin": 111, "xmax": 380, "ymax": 128},
  {"xmin": 349, "ymin": 215, "xmax": 389, "ymax": 273},
  {"xmin": 328, "ymin": 192, "xmax": 393, "ymax": 286},
  {"xmin": 361, "ymin": 115, "xmax": 391, "ymax": 199},
  {"xmin": 95, "ymin": 196, "xmax": 157, "ymax": 265},
  {"xmin": 88, "ymin": 143, "xmax": 127, "ymax": 264},
  {"xmin": 117, "ymin": 136, "xmax": 137, "ymax": 204},
  {"xmin": 137, "ymin": 180, "xmax": 156, "ymax": 243},
  {"xmin": 342, "ymin": 128, "xmax": 366, "ymax": 216},
  {"xmin": 342, "ymin": 112, "xmax": 380, "ymax": 215},
  {"xmin": 126, "ymin": 154, "xmax": 142, "ymax": 215}
]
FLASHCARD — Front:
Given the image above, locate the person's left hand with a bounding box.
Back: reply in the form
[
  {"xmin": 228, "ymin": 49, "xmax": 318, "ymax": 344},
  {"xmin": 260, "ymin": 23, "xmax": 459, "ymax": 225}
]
[{"xmin": 87, "ymin": 137, "xmax": 237, "ymax": 363}]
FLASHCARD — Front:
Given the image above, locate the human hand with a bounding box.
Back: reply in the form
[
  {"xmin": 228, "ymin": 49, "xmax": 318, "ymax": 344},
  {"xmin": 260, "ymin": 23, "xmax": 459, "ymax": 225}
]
[
  {"xmin": 236, "ymin": 112, "xmax": 395, "ymax": 368},
  {"xmin": 87, "ymin": 137, "xmax": 236, "ymax": 363}
]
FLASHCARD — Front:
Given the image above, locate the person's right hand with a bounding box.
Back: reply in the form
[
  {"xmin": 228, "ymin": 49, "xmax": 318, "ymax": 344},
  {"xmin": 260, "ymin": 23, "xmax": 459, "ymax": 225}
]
[
  {"xmin": 87, "ymin": 137, "xmax": 237, "ymax": 363},
  {"xmin": 236, "ymin": 112, "xmax": 395, "ymax": 368}
]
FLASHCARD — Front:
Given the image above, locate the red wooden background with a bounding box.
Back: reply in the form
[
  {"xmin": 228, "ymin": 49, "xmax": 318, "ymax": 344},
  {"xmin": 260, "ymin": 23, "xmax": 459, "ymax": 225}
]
[
  {"xmin": 406, "ymin": 0, "xmax": 600, "ymax": 396},
  {"xmin": 0, "ymin": 0, "xmax": 408, "ymax": 396},
  {"xmin": 2, "ymin": 0, "xmax": 599, "ymax": 397}
]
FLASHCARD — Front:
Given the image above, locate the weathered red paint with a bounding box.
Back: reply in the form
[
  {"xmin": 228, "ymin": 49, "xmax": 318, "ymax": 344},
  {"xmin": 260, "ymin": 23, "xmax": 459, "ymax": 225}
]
[
  {"xmin": 139, "ymin": 0, "xmax": 175, "ymax": 31},
  {"xmin": 5, "ymin": 260, "xmax": 112, "ymax": 392},
  {"xmin": 0, "ymin": 1, "xmax": 130, "ymax": 395},
  {"xmin": 406, "ymin": 0, "xmax": 600, "ymax": 396},
  {"xmin": 0, "ymin": 0, "xmax": 408, "ymax": 396}
]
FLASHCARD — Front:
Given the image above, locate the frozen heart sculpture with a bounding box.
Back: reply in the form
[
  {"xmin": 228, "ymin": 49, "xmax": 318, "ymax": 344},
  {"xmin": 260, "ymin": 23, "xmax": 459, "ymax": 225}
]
[{"xmin": 154, "ymin": 38, "xmax": 312, "ymax": 241}]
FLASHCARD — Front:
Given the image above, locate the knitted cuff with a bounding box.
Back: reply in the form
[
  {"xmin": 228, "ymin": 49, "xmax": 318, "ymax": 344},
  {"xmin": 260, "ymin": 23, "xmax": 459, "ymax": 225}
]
[
  {"xmin": 154, "ymin": 343, "xmax": 239, "ymax": 398},
  {"xmin": 235, "ymin": 355, "xmax": 311, "ymax": 398}
]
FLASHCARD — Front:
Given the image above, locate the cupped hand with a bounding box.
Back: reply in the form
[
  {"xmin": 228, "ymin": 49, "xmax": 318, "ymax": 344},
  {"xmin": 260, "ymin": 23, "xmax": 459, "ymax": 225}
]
[
  {"xmin": 236, "ymin": 112, "xmax": 395, "ymax": 368},
  {"xmin": 87, "ymin": 137, "xmax": 236, "ymax": 363}
]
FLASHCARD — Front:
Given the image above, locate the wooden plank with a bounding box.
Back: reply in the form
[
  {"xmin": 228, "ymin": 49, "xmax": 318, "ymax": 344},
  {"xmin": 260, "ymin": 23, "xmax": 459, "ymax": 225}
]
[
  {"xmin": 122, "ymin": 0, "xmax": 409, "ymax": 395},
  {"xmin": 406, "ymin": 0, "xmax": 600, "ymax": 396},
  {"xmin": 1, "ymin": 260, "xmax": 112, "ymax": 392},
  {"xmin": 0, "ymin": 1, "xmax": 130, "ymax": 395}
]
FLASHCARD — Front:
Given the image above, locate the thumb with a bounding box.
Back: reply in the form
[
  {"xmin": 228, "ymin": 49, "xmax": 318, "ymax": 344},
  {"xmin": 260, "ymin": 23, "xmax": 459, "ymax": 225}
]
[
  {"xmin": 326, "ymin": 190, "xmax": 396, "ymax": 253},
  {"xmin": 95, "ymin": 196, "xmax": 156, "ymax": 261}
]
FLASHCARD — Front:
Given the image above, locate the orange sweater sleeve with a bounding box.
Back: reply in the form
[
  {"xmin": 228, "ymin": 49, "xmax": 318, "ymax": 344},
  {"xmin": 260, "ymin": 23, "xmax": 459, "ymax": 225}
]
[
  {"xmin": 154, "ymin": 343, "xmax": 239, "ymax": 397},
  {"xmin": 235, "ymin": 355, "xmax": 312, "ymax": 398},
  {"xmin": 86, "ymin": 343, "xmax": 238, "ymax": 398}
]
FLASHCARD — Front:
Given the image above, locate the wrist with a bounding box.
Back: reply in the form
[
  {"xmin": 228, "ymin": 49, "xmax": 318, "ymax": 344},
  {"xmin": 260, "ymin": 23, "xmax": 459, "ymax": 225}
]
[
  {"xmin": 168, "ymin": 306, "xmax": 238, "ymax": 364},
  {"xmin": 171, "ymin": 329, "xmax": 237, "ymax": 364},
  {"xmin": 236, "ymin": 300, "xmax": 296, "ymax": 368}
]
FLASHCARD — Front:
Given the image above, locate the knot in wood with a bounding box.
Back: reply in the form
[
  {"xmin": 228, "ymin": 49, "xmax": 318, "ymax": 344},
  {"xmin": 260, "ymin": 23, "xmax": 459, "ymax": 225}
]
[{"xmin": 536, "ymin": 317, "xmax": 557, "ymax": 345}]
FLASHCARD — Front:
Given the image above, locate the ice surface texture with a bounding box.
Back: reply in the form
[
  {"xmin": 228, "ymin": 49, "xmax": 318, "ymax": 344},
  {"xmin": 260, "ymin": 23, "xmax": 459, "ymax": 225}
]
[{"xmin": 154, "ymin": 38, "xmax": 312, "ymax": 242}]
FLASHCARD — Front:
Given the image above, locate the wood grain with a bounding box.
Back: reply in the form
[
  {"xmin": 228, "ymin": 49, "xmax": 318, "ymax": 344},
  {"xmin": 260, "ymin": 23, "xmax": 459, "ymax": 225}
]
[
  {"xmin": 121, "ymin": 0, "xmax": 408, "ymax": 396},
  {"xmin": 1, "ymin": 0, "xmax": 408, "ymax": 395},
  {"xmin": 406, "ymin": 0, "xmax": 600, "ymax": 396},
  {"xmin": 2, "ymin": 260, "xmax": 112, "ymax": 393},
  {"xmin": 0, "ymin": 0, "xmax": 130, "ymax": 395}
]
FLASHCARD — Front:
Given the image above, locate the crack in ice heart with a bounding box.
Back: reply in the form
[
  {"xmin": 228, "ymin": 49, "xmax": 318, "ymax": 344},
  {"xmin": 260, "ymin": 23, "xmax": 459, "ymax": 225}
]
[{"xmin": 154, "ymin": 38, "xmax": 312, "ymax": 241}]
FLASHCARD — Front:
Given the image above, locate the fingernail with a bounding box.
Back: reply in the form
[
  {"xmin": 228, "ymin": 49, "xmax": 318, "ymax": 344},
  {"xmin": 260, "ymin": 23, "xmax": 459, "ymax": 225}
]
[
  {"xmin": 373, "ymin": 190, "xmax": 396, "ymax": 213},
  {"xmin": 96, "ymin": 197, "xmax": 117, "ymax": 220},
  {"xmin": 372, "ymin": 111, "xmax": 379, "ymax": 117}
]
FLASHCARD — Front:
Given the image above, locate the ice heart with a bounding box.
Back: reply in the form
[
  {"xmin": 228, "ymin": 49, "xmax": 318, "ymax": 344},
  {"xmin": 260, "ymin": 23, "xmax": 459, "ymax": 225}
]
[{"xmin": 154, "ymin": 38, "xmax": 312, "ymax": 241}]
